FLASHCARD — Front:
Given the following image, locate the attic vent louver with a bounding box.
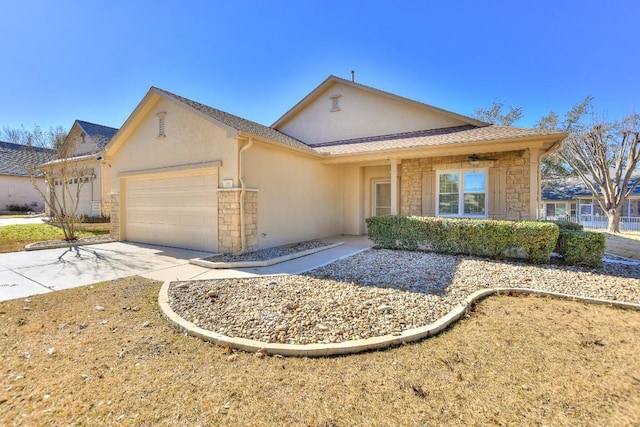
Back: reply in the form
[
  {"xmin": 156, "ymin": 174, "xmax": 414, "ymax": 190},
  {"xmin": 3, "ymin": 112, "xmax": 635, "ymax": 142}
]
[
  {"xmin": 157, "ymin": 112, "xmax": 167, "ymax": 138},
  {"xmin": 330, "ymin": 94, "xmax": 341, "ymax": 112}
]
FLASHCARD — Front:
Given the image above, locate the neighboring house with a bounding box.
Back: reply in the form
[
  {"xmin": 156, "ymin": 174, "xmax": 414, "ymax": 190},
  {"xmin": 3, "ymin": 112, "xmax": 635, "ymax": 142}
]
[
  {"xmin": 542, "ymin": 172, "xmax": 640, "ymax": 231},
  {"xmin": 0, "ymin": 141, "xmax": 55, "ymax": 212},
  {"xmin": 40, "ymin": 120, "xmax": 118, "ymax": 217},
  {"xmin": 103, "ymin": 75, "xmax": 567, "ymax": 252}
]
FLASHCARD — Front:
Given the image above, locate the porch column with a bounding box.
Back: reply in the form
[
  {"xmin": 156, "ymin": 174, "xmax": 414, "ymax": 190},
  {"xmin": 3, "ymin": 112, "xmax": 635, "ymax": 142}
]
[
  {"xmin": 390, "ymin": 158, "xmax": 399, "ymax": 215},
  {"xmin": 529, "ymin": 148, "xmax": 540, "ymax": 220}
]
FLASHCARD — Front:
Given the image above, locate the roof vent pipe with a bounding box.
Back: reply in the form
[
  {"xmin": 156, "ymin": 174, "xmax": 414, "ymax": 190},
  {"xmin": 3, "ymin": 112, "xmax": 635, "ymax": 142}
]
[{"xmin": 351, "ymin": 70, "xmax": 355, "ymax": 82}]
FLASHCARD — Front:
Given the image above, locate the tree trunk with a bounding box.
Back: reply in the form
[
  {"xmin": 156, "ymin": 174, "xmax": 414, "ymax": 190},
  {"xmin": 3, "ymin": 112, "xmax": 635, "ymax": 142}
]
[{"xmin": 606, "ymin": 209, "xmax": 622, "ymax": 233}]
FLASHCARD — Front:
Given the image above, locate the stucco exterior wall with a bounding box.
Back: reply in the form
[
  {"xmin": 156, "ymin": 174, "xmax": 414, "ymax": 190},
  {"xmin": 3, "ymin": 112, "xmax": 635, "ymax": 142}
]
[
  {"xmin": 108, "ymin": 97, "xmax": 239, "ymax": 190},
  {"xmin": 277, "ymin": 82, "xmax": 468, "ymax": 144},
  {"xmin": 243, "ymin": 142, "xmax": 343, "ymax": 249},
  {"xmin": 340, "ymin": 165, "xmax": 364, "ymax": 235},
  {"xmin": 0, "ymin": 175, "xmax": 46, "ymax": 211},
  {"xmin": 400, "ymin": 150, "xmax": 532, "ymax": 220},
  {"xmin": 68, "ymin": 126, "xmax": 101, "ymax": 157}
]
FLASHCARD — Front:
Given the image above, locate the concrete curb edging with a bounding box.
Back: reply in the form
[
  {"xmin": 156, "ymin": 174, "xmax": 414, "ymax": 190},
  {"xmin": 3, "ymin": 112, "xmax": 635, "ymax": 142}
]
[
  {"xmin": 158, "ymin": 284, "xmax": 640, "ymax": 357},
  {"xmin": 189, "ymin": 242, "xmax": 345, "ymax": 269}
]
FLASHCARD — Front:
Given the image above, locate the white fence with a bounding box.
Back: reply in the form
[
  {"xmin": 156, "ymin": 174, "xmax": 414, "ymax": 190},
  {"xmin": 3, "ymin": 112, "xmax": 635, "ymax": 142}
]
[{"xmin": 543, "ymin": 214, "xmax": 640, "ymax": 232}]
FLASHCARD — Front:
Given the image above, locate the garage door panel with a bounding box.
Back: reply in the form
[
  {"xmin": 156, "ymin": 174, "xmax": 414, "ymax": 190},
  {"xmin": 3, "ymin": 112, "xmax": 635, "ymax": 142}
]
[{"xmin": 125, "ymin": 173, "xmax": 218, "ymax": 251}]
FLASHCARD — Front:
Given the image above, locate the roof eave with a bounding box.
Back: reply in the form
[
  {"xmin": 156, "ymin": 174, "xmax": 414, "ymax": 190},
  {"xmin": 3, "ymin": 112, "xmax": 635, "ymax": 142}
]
[
  {"xmin": 319, "ymin": 133, "xmax": 567, "ymax": 164},
  {"xmin": 271, "ymin": 75, "xmax": 490, "ymax": 129}
]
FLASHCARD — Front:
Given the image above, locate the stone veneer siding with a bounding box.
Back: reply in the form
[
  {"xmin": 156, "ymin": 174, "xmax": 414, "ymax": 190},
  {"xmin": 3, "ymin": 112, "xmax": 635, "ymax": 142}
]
[
  {"xmin": 109, "ymin": 192, "xmax": 120, "ymax": 240},
  {"xmin": 217, "ymin": 189, "xmax": 258, "ymax": 254},
  {"xmin": 400, "ymin": 151, "xmax": 532, "ymax": 220}
]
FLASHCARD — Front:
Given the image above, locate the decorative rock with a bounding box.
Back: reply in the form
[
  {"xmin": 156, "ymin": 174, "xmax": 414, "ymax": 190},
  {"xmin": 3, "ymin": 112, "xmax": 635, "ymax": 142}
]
[
  {"xmin": 167, "ymin": 248, "xmax": 640, "ymax": 346},
  {"xmin": 95, "ymin": 306, "xmax": 105, "ymax": 311}
]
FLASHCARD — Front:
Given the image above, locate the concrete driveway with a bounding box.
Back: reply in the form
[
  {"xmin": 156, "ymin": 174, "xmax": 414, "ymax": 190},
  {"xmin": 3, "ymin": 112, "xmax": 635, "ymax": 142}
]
[
  {"xmin": 0, "ymin": 242, "xmax": 218, "ymax": 302},
  {"xmin": 0, "ymin": 236, "xmax": 374, "ymax": 302}
]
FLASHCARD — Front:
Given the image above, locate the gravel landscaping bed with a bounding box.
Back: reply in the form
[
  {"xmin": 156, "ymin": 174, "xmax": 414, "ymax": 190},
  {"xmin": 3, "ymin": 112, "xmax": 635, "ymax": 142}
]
[
  {"xmin": 168, "ymin": 249, "xmax": 640, "ymax": 345},
  {"xmin": 203, "ymin": 239, "xmax": 331, "ymax": 262}
]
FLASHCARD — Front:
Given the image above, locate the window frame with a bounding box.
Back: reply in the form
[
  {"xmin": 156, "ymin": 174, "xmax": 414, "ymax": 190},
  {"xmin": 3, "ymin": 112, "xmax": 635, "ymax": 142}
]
[
  {"xmin": 372, "ymin": 179, "xmax": 392, "ymax": 217},
  {"xmin": 436, "ymin": 168, "xmax": 488, "ymax": 218}
]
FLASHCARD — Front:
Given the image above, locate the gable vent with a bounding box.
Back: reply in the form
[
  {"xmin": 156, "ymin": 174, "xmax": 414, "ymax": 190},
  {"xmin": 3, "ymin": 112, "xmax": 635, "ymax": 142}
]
[
  {"xmin": 330, "ymin": 94, "xmax": 342, "ymax": 112},
  {"xmin": 157, "ymin": 112, "xmax": 167, "ymax": 138}
]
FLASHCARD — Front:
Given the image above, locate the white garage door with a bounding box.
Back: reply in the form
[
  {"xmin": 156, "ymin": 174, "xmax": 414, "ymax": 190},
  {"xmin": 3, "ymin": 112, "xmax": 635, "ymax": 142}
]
[{"xmin": 125, "ymin": 172, "xmax": 218, "ymax": 251}]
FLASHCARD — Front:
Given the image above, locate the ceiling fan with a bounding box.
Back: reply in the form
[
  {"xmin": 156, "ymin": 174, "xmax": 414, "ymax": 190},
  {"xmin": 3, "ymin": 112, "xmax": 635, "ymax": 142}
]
[{"xmin": 468, "ymin": 154, "xmax": 498, "ymax": 164}]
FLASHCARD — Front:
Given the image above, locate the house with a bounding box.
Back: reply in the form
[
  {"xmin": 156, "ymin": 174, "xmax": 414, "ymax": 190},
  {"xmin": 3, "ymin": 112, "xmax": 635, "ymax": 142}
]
[
  {"xmin": 542, "ymin": 172, "xmax": 640, "ymax": 231},
  {"xmin": 0, "ymin": 141, "xmax": 55, "ymax": 212},
  {"xmin": 40, "ymin": 120, "xmax": 118, "ymax": 217},
  {"xmin": 102, "ymin": 75, "xmax": 567, "ymax": 252}
]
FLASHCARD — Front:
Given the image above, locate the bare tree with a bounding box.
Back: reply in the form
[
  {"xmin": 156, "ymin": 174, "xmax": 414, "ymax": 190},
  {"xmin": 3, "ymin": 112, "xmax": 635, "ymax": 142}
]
[
  {"xmin": 473, "ymin": 99, "xmax": 523, "ymax": 126},
  {"xmin": 559, "ymin": 115, "xmax": 640, "ymax": 233},
  {"xmin": 3, "ymin": 125, "xmax": 95, "ymax": 241},
  {"xmin": 534, "ymin": 96, "xmax": 594, "ymax": 179}
]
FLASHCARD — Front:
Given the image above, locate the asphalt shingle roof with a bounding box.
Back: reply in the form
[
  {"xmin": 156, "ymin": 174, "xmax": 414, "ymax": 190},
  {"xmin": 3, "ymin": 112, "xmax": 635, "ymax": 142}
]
[
  {"xmin": 313, "ymin": 125, "xmax": 565, "ymax": 156},
  {"xmin": 0, "ymin": 141, "xmax": 56, "ymax": 176},
  {"xmin": 154, "ymin": 88, "xmax": 314, "ymax": 153},
  {"xmin": 75, "ymin": 120, "xmax": 118, "ymax": 152},
  {"xmin": 542, "ymin": 171, "xmax": 640, "ymax": 200}
]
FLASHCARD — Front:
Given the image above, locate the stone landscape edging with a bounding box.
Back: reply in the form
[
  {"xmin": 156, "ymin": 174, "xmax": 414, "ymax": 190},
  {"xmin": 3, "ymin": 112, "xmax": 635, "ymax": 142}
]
[
  {"xmin": 189, "ymin": 242, "xmax": 345, "ymax": 269},
  {"xmin": 158, "ymin": 283, "xmax": 640, "ymax": 357}
]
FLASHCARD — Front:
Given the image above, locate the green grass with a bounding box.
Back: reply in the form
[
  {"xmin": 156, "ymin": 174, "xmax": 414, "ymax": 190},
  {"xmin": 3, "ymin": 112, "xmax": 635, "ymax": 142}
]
[
  {"xmin": 0, "ymin": 223, "xmax": 105, "ymax": 242},
  {"xmin": 0, "ymin": 224, "xmax": 108, "ymax": 253}
]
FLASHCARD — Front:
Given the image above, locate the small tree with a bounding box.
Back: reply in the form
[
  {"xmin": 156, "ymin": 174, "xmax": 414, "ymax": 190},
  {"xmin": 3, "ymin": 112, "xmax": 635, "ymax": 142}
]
[
  {"xmin": 3, "ymin": 124, "xmax": 95, "ymax": 241},
  {"xmin": 559, "ymin": 116, "xmax": 640, "ymax": 233}
]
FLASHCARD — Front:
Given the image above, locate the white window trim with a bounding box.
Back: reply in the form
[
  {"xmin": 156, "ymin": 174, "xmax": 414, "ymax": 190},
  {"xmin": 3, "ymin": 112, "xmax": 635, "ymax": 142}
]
[
  {"xmin": 372, "ymin": 179, "xmax": 391, "ymax": 217},
  {"xmin": 436, "ymin": 169, "xmax": 488, "ymax": 218}
]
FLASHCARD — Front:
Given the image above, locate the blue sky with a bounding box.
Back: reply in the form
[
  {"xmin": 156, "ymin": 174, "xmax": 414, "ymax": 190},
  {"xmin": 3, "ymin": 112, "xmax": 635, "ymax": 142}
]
[{"xmin": 1, "ymin": 0, "xmax": 638, "ymax": 135}]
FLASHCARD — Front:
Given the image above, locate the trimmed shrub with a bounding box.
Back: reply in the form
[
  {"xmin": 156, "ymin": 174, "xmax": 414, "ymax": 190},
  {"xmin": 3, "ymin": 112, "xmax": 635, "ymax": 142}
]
[
  {"xmin": 366, "ymin": 215, "xmax": 559, "ymax": 263},
  {"xmin": 541, "ymin": 220, "xmax": 583, "ymax": 231},
  {"xmin": 556, "ymin": 230, "xmax": 605, "ymax": 268},
  {"xmin": 76, "ymin": 215, "xmax": 110, "ymax": 224},
  {"xmin": 5, "ymin": 204, "xmax": 31, "ymax": 212}
]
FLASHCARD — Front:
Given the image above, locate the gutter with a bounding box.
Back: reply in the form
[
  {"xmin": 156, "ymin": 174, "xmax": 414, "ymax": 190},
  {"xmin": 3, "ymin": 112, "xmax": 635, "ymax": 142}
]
[{"xmin": 236, "ymin": 137, "xmax": 253, "ymax": 254}]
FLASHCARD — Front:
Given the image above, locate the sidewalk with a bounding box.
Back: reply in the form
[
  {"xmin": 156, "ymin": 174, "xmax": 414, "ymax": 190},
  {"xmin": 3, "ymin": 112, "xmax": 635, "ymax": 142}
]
[{"xmin": 143, "ymin": 235, "xmax": 374, "ymax": 282}]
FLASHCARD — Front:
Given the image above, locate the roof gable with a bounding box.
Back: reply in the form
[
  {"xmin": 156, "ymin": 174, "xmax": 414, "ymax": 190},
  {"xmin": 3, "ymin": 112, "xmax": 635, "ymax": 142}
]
[
  {"xmin": 272, "ymin": 75, "xmax": 489, "ymax": 145},
  {"xmin": 0, "ymin": 141, "xmax": 55, "ymax": 176},
  {"xmin": 105, "ymin": 87, "xmax": 314, "ymax": 156},
  {"xmin": 58, "ymin": 120, "xmax": 119, "ymax": 159}
]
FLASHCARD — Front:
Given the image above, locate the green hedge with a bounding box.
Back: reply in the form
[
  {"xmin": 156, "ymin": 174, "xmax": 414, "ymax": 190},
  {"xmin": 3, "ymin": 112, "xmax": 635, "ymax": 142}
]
[
  {"xmin": 556, "ymin": 230, "xmax": 605, "ymax": 268},
  {"xmin": 541, "ymin": 220, "xmax": 583, "ymax": 231},
  {"xmin": 366, "ymin": 216, "xmax": 559, "ymax": 263}
]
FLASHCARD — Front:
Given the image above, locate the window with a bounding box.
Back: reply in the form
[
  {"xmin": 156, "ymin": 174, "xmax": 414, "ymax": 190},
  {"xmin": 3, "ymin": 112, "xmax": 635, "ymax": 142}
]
[
  {"xmin": 373, "ymin": 180, "xmax": 391, "ymax": 216},
  {"xmin": 437, "ymin": 170, "xmax": 487, "ymax": 217},
  {"xmin": 546, "ymin": 202, "xmax": 567, "ymax": 217}
]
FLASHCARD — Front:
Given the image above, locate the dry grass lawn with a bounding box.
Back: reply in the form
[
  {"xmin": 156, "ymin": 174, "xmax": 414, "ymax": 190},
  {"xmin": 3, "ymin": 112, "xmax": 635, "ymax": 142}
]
[
  {"xmin": 602, "ymin": 231, "xmax": 640, "ymax": 261},
  {"xmin": 1, "ymin": 277, "xmax": 639, "ymax": 426}
]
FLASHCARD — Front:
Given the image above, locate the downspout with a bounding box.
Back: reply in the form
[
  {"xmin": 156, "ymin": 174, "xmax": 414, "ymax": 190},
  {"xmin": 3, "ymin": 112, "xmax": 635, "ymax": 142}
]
[
  {"xmin": 537, "ymin": 142, "xmax": 562, "ymax": 219},
  {"xmin": 236, "ymin": 137, "xmax": 253, "ymax": 254}
]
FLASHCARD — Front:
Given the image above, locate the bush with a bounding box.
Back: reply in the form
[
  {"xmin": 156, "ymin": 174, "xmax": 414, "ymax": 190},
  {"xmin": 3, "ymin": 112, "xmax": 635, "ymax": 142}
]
[
  {"xmin": 541, "ymin": 220, "xmax": 583, "ymax": 231},
  {"xmin": 366, "ymin": 216, "xmax": 559, "ymax": 263},
  {"xmin": 5, "ymin": 204, "xmax": 31, "ymax": 212},
  {"xmin": 76, "ymin": 215, "xmax": 110, "ymax": 223},
  {"xmin": 556, "ymin": 230, "xmax": 605, "ymax": 268}
]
